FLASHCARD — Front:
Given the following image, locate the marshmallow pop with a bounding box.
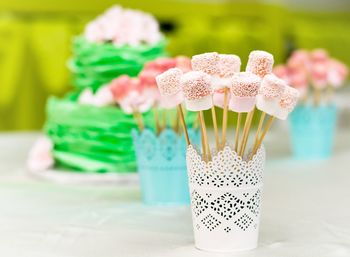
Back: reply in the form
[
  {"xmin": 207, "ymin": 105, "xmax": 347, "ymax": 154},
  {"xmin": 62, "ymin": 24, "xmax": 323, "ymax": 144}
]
[
  {"xmin": 229, "ymin": 72, "xmax": 261, "ymax": 113},
  {"xmin": 251, "ymin": 74, "xmax": 286, "ymax": 158},
  {"xmin": 250, "ymin": 81, "xmax": 300, "ymax": 159},
  {"xmin": 181, "ymin": 71, "xmax": 213, "ymax": 111},
  {"xmin": 229, "ymin": 72, "xmax": 261, "ymax": 153},
  {"xmin": 246, "ymin": 50, "xmax": 274, "ymax": 78},
  {"xmin": 156, "ymin": 68, "xmax": 190, "ymax": 145},
  {"xmin": 181, "ymin": 71, "xmax": 213, "ymax": 161},
  {"xmin": 256, "ymin": 74, "xmax": 287, "ymax": 116},
  {"xmin": 276, "ymin": 85, "xmax": 300, "ymax": 120}
]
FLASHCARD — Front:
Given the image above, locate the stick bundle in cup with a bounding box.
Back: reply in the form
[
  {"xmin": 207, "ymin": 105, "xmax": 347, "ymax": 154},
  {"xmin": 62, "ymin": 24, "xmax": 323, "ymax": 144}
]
[{"xmin": 155, "ymin": 50, "xmax": 300, "ymax": 162}]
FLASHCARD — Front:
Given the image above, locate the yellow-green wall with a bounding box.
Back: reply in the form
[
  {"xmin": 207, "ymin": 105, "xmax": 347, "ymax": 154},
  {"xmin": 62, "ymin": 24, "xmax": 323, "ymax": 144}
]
[{"xmin": 0, "ymin": 1, "xmax": 349, "ymax": 130}]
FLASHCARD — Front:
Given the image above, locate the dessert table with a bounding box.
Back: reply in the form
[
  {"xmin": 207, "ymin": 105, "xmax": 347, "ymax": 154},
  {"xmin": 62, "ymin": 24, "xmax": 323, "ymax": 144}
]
[{"xmin": 1, "ymin": 129, "xmax": 350, "ymax": 257}]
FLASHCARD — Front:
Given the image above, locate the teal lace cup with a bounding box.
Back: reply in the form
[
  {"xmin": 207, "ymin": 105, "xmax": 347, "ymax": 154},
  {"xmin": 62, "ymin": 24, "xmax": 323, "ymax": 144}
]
[
  {"xmin": 133, "ymin": 128, "xmax": 200, "ymax": 205},
  {"xmin": 289, "ymin": 104, "xmax": 337, "ymax": 160}
]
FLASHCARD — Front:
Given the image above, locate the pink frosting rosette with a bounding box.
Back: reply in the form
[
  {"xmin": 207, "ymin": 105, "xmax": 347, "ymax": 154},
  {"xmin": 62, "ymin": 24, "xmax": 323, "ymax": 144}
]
[{"xmin": 27, "ymin": 136, "xmax": 54, "ymax": 171}]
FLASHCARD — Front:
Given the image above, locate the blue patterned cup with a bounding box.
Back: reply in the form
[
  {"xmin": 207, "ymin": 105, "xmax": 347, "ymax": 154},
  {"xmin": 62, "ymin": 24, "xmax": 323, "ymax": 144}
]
[
  {"xmin": 289, "ymin": 104, "xmax": 337, "ymax": 160},
  {"xmin": 133, "ymin": 128, "xmax": 200, "ymax": 205}
]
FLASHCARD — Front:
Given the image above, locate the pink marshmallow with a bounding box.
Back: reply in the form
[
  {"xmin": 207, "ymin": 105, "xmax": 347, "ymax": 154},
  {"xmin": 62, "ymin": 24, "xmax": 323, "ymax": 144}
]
[
  {"xmin": 246, "ymin": 50, "xmax": 274, "ymax": 78},
  {"xmin": 218, "ymin": 54, "xmax": 241, "ymax": 78},
  {"xmin": 229, "ymin": 72, "xmax": 261, "ymax": 112},
  {"xmin": 256, "ymin": 74, "xmax": 287, "ymax": 116},
  {"xmin": 259, "ymin": 74, "xmax": 286, "ymax": 99},
  {"xmin": 191, "ymin": 52, "xmax": 220, "ymax": 76},
  {"xmin": 181, "ymin": 71, "xmax": 213, "ymax": 111},
  {"xmin": 275, "ymin": 85, "xmax": 300, "ymax": 120},
  {"xmin": 156, "ymin": 68, "xmax": 183, "ymax": 96}
]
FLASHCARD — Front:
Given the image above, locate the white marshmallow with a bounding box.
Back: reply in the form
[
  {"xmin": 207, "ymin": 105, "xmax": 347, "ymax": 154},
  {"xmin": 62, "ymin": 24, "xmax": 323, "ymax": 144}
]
[{"xmin": 185, "ymin": 95, "xmax": 213, "ymax": 112}]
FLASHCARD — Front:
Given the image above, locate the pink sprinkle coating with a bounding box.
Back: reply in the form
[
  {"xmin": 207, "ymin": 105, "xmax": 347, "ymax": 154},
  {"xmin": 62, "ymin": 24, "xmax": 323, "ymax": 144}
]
[
  {"xmin": 259, "ymin": 74, "xmax": 286, "ymax": 99},
  {"xmin": 230, "ymin": 72, "xmax": 261, "ymax": 97},
  {"xmin": 181, "ymin": 71, "xmax": 213, "ymax": 100},
  {"xmin": 191, "ymin": 52, "xmax": 220, "ymax": 75},
  {"xmin": 218, "ymin": 54, "xmax": 241, "ymax": 78},
  {"xmin": 279, "ymin": 85, "xmax": 300, "ymax": 111},
  {"xmin": 246, "ymin": 50, "xmax": 274, "ymax": 78},
  {"xmin": 155, "ymin": 68, "xmax": 183, "ymax": 96}
]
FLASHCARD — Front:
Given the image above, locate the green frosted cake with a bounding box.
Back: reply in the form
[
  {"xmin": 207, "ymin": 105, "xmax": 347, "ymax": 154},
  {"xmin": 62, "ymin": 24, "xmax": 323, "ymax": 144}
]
[{"xmin": 40, "ymin": 6, "xmax": 169, "ymax": 174}]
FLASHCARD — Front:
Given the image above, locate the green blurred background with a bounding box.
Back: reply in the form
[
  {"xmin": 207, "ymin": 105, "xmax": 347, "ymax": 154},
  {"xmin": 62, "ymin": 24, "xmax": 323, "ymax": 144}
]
[{"xmin": 0, "ymin": 0, "xmax": 349, "ymax": 131}]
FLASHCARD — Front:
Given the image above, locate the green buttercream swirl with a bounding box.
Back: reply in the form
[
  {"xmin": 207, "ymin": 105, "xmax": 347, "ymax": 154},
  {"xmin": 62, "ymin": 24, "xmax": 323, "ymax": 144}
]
[{"xmin": 68, "ymin": 36, "xmax": 167, "ymax": 91}]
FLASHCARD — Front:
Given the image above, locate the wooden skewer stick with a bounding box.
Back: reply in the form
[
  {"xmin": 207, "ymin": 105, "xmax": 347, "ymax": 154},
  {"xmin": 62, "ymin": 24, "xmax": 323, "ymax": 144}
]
[
  {"xmin": 326, "ymin": 86, "xmax": 333, "ymax": 103},
  {"xmin": 211, "ymin": 106, "xmax": 220, "ymax": 150},
  {"xmin": 174, "ymin": 111, "xmax": 180, "ymax": 134},
  {"xmin": 249, "ymin": 112, "xmax": 266, "ymax": 160},
  {"xmin": 200, "ymin": 110, "xmax": 211, "ymax": 161},
  {"xmin": 234, "ymin": 112, "xmax": 241, "ymax": 152},
  {"xmin": 177, "ymin": 105, "xmax": 190, "ymax": 146},
  {"xmin": 314, "ymin": 88, "xmax": 321, "ymax": 106},
  {"xmin": 133, "ymin": 111, "xmax": 144, "ymax": 131},
  {"xmin": 154, "ymin": 107, "xmax": 161, "ymax": 135},
  {"xmin": 239, "ymin": 108, "xmax": 255, "ymax": 157},
  {"xmin": 253, "ymin": 116, "xmax": 275, "ymax": 155},
  {"xmin": 192, "ymin": 113, "xmax": 200, "ymax": 130},
  {"xmin": 221, "ymin": 88, "xmax": 229, "ymax": 149},
  {"xmin": 198, "ymin": 112, "xmax": 207, "ymax": 162},
  {"xmin": 162, "ymin": 110, "xmax": 167, "ymax": 130}
]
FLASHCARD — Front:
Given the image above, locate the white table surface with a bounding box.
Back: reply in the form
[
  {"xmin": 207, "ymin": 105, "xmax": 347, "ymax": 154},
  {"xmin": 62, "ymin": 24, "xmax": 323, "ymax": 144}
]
[{"xmin": 1, "ymin": 128, "xmax": 350, "ymax": 257}]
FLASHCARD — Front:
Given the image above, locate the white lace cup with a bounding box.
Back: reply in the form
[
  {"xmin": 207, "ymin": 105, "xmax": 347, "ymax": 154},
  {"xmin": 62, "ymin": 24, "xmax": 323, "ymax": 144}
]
[{"xmin": 186, "ymin": 145, "xmax": 266, "ymax": 252}]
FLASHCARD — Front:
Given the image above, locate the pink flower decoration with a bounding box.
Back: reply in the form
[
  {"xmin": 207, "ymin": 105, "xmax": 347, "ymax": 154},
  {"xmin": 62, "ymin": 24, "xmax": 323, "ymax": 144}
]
[
  {"xmin": 310, "ymin": 49, "xmax": 329, "ymax": 62},
  {"xmin": 273, "ymin": 65, "xmax": 289, "ymax": 82},
  {"xmin": 27, "ymin": 136, "xmax": 54, "ymax": 171},
  {"xmin": 287, "ymin": 50, "xmax": 310, "ymax": 70},
  {"xmin": 328, "ymin": 59, "xmax": 348, "ymax": 87},
  {"xmin": 119, "ymin": 90, "xmax": 155, "ymax": 114},
  {"xmin": 78, "ymin": 88, "xmax": 95, "ymax": 105},
  {"xmin": 311, "ymin": 61, "xmax": 329, "ymax": 89},
  {"xmin": 109, "ymin": 75, "xmax": 140, "ymax": 102},
  {"xmin": 84, "ymin": 6, "xmax": 162, "ymax": 46},
  {"xmin": 139, "ymin": 69, "xmax": 159, "ymax": 88},
  {"xmin": 94, "ymin": 86, "xmax": 115, "ymax": 107}
]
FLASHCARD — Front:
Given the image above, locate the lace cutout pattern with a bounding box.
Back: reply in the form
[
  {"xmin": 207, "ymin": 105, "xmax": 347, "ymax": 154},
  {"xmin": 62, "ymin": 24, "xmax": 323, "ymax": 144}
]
[{"xmin": 187, "ymin": 145, "xmax": 265, "ymax": 233}]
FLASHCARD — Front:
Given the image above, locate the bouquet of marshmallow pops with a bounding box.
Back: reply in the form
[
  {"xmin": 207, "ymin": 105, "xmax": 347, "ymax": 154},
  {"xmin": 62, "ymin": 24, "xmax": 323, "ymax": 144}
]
[
  {"xmin": 156, "ymin": 51, "xmax": 300, "ymax": 161},
  {"xmin": 274, "ymin": 49, "xmax": 348, "ymax": 106}
]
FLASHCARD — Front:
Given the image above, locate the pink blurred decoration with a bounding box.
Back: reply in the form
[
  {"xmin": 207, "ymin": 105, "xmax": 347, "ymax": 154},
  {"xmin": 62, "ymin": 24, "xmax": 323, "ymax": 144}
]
[
  {"xmin": 273, "ymin": 65, "xmax": 289, "ymax": 82},
  {"xmin": 119, "ymin": 90, "xmax": 155, "ymax": 114},
  {"xmin": 311, "ymin": 61, "xmax": 329, "ymax": 89},
  {"xmin": 310, "ymin": 49, "xmax": 329, "ymax": 62},
  {"xmin": 274, "ymin": 48, "xmax": 348, "ymax": 96},
  {"xmin": 287, "ymin": 50, "xmax": 310, "ymax": 70},
  {"xmin": 84, "ymin": 5, "xmax": 162, "ymax": 46},
  {"xmin": 328, "ymin": 59, "xmax": 349, "ymax": 88},
  {"xmin": 27, "ymin": 136, "xmax": 54, "ymax": 171},
  {"xmin": 109, "ymin": 75, "xmax": 140, "ymax": 102}
]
